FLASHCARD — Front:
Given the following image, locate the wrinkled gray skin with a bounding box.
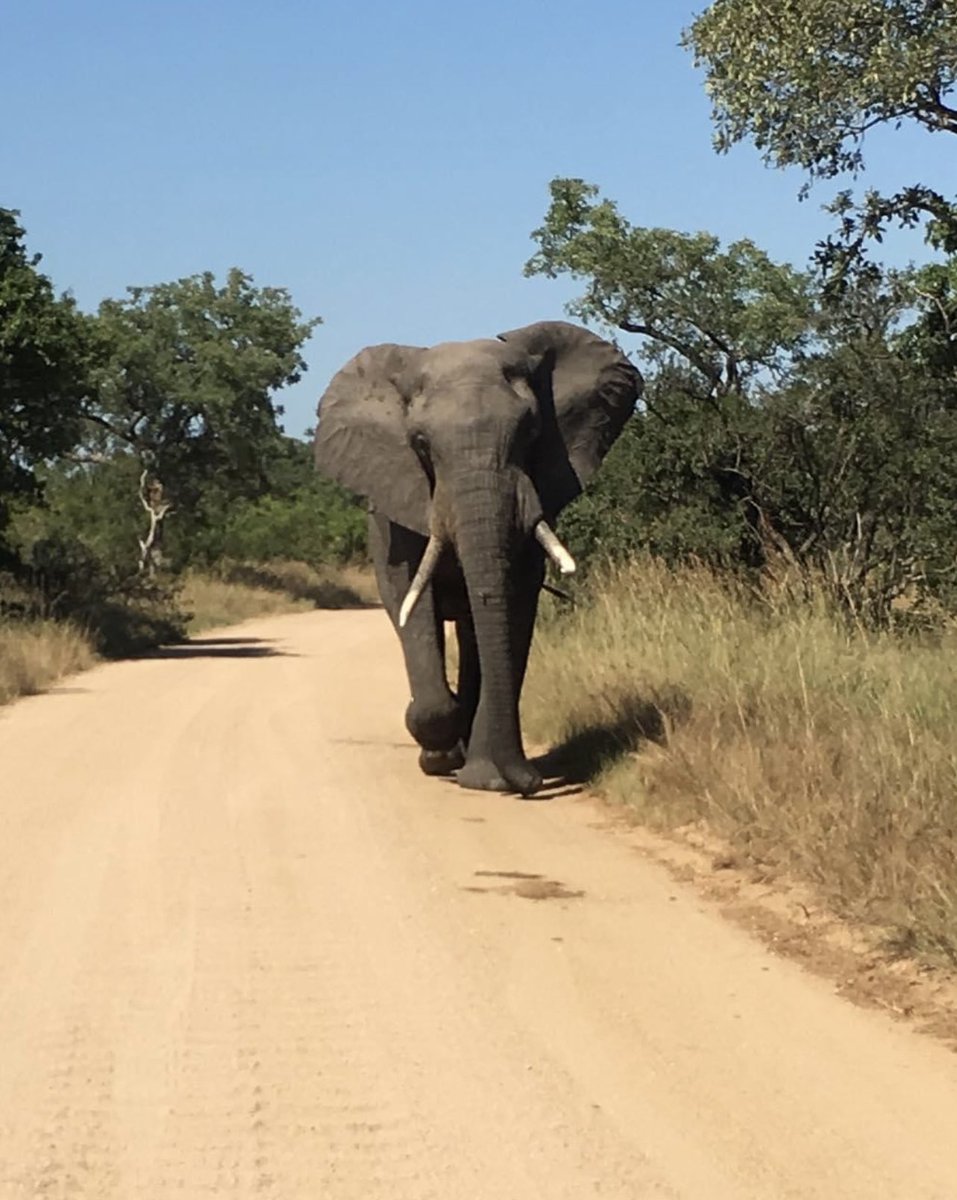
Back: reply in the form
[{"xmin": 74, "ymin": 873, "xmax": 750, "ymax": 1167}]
[{"xmin": 314, "ymin": 321, "xmax": 641, "ymax": 796}]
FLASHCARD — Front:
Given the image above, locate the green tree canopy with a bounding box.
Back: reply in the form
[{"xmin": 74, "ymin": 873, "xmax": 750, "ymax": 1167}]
[
  {"xmin": 526, "ymin": 177, "xmax": 814, "ymax": 394},
  {"xmin": 0, "ymin": 209, "xmax": 89, "ymax": 547},
  {"xmin": 526, "ymin": 179, "xmax": 957, "ymax": 618},
  {"xmin": 83, "ymin": 269, "xmax": 320, "ymax": 570},
  {"xmin": 683, "ymin": 0, "xmax": 957, "ymax": 259},
  {"xmin": 526, "ymin": 178, "xmax": 816, "ymax": 570},
  {"xmin": 86, "ymin": 269, "xmax": 319, "ymax": 502}
]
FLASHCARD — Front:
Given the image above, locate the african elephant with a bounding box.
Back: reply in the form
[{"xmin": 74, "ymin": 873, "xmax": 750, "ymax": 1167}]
[{"xmin": 314, "ymin": 320, "xmax": 641, "ymax": 796}]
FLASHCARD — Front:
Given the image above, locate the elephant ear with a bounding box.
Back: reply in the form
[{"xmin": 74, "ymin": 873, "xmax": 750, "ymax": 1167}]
[
  {"xmin": 314, "ymin": 343, "xmax": 431, "ymax": 536},
  {"xmin": 497, "ymin": 320, "xmax": 642, "ymax": 519}
]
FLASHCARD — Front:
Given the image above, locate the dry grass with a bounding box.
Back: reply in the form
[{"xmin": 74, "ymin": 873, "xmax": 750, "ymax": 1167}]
[
  {"xmin": 179, "ymin": 573, "xmax": 313, "ymax": 632},
  {"xmin": 524, "ymin": 558, "xmax": 957, "ymax": 964},
  {"xmin": 0, "ymin": 621, "xmax": 97, "ymax": 705},
  {"xmin": 0, "ymin": 561, "xmax": 378, "ymax": 706},
  {"xmin": 181, "ymin": 561, "xmax": 378, "ymax": 633}
]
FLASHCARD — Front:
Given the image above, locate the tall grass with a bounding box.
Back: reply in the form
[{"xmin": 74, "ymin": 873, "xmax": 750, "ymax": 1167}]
[
  {"xmin": 524, "ymin": 559, "xmax": 957, "ymax": 963},
  {"xmin": 207, "ymin": 560, "xmax": 378, "ymax": 610},
  {"xmin": 180, "ymin": 561, "xmax": 378, "ymax": 632},
  {"xmin": 0, "ymin": 621, "xmax": 97, "ymax": 705},
  {"xmin": 178, "ymin": 572, "xmax": 313, "ymax": 631}
]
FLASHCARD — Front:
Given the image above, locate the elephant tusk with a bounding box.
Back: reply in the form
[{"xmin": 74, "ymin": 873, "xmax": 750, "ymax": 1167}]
[
  {"xmin": 398, "ymin": 534, "xmax": 444, "ymax": 628},
  {"xmin": 535, "ymin": 521, "xmax": 576, "ymax": 575}
]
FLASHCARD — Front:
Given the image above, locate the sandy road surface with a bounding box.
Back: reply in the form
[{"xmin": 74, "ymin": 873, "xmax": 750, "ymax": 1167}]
[{"xmin": 2, "ymin": 610, "xmax": 957, "ymax": 1198}]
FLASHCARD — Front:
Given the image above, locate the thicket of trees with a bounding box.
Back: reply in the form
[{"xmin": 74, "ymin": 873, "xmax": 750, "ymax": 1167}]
[
  {"xmin": 0, "ymin": 212, "xmax": 364, "ymax": 646},
  {"xmin": 533, "ymin": 0, "xmax": 957, "ymax": 623}
]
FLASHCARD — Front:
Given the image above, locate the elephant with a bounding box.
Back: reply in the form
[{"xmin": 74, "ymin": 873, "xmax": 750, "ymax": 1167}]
[{"xmin": 314, "ymin": 320, "xmax": 642, "ymax": 796}]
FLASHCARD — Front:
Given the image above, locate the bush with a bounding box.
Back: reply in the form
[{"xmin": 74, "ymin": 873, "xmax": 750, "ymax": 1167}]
[
  {"xmin": 1, "ymin": 531, "xmax": 186, "ymax": 657},
  {"xmin": 218, "ymin": 482, "xmax": 367, "ymax": 566}
]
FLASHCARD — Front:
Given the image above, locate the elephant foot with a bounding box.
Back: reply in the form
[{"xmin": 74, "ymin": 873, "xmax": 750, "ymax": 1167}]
[
  {"xmin": 457, "ymin": 758, "xmax": 543, "ymax": 797},
  {"xmin": 405, "ymin": 698, "xmax": 463, "ymax": 752},
  {"xmin": 418, "ymin": 744, "xmax": 466, "ymax": 777}
]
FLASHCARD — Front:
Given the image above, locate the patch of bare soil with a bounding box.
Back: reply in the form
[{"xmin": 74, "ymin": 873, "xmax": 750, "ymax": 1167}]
[{"xmin": 601, "ymin": 804, "xmax": 957, "ymax": 1052}]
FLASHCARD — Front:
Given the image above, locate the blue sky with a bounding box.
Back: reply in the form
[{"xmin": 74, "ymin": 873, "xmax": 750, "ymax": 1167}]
[{"xmin": 3, "ymin": 1, "xmax": 947, "ymax": 436}]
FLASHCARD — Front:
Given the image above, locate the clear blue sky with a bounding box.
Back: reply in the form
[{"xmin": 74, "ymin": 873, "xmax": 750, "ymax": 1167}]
[{"xmin": 3, "ymin": 1, "xmax": 945, "ymax": 436}]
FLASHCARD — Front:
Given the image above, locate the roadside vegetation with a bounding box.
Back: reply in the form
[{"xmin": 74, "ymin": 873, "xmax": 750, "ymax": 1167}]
[
  {"xmin": 0, "ymin": 620, "xmax": 96, "ymax": 706},
  {"xmin": 526, "ymin": 560, "xmax": 957, "ymax": 963},
  {"xmin": 0, "ymin": 561, "xmax": 376, "ymax": 706},
  {"xmin": 179, "ymin": 561, "xmax": 377, "ymax": 634}
]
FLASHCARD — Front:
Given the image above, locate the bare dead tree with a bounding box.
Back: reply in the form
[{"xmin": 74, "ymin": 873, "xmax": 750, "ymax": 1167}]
[{"xmin": 137, "ymin": 470, "xmax": 173, "ymax": 577}]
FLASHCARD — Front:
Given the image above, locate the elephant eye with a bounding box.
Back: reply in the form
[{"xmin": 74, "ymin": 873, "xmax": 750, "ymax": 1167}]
[{"xmin": 409, "ymin": 432, "xmax": 433, "ymax": 483}]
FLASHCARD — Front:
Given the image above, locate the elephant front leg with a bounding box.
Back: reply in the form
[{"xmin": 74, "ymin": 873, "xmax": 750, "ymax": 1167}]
[
  {"xmin": 370, "ymin": 514, "xmax": 464, "ymax": 776},
  {"xmin": 456, "ymin": 566, "xmax": 544, "ymax": 796},
  {"xmin": 398, "ymin": 603, "xmax": 466, "ymax": 775}
]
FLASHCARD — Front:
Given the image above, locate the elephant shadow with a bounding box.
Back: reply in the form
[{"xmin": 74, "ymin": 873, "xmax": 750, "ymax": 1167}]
[{"xmin": 532, "ymin": 685, "xmax": 692, "ymax": 786}]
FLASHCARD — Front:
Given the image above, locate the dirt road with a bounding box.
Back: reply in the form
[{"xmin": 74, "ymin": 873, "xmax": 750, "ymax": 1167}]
[{"xmin": 2, "ymin": 609, "xmax": 957, "ymax": 1198}]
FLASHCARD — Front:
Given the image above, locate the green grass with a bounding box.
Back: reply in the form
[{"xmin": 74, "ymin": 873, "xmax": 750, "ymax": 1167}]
[{"xmin": 524, "ymin": 558, "xmax": 957, "ymax": 965}]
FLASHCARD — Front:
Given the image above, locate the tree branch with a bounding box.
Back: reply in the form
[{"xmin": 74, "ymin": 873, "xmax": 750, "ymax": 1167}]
[
  {"xmin": 80, "ymin": 409, "xmax": 131, "ymax": 442},
  {"xmin": 918, "ymin": 86, "xmax": 957, "ymax": 134},
  {"xmin": 913, "ymin": 287, "xmax": 954, "ymax": 341},
  {"xmin": 63, "ymin": 450, "xmax": 114, "ymax": 466},
  {"xmin": 618, "ymin": 321, "xmax": 722, "ymax": 389}
]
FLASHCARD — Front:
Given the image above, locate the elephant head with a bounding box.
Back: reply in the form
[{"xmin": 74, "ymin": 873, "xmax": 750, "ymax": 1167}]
[{"xmin": 314, "ymin": 320, "xmax": 641, "ymax": 792}]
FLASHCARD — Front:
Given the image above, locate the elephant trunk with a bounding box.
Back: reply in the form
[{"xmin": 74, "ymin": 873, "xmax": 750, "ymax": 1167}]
[
  {"xmin": 398, "ymin": 474, "xmax": 574, "ymax": 630},
  {"xmin": 450, "ymin": 467, "xmax": 539, "ymax": 793}
]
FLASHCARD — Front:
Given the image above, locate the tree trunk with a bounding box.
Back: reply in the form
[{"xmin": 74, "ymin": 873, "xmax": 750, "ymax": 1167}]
[{"xmin": 137, "ymin": 470, "xmax": 172, "ymax": 577}]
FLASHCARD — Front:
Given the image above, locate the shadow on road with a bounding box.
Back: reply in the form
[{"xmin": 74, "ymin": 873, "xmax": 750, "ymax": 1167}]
[
  {"xmin": 139, "ymin": 639, "xmax": 293, "ymax": 660},
  {"xmin": 185, "ymin": 636, "xmax": 275, "ymax": 646}
]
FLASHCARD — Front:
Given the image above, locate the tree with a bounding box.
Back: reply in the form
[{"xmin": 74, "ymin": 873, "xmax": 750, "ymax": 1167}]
[
  {"xmin": 683, "ymin": 0, "xmax": 957, "ymax": 263},
  {"xmin": 526, "ymin": 179, "xmax": 957, "ymax": 618},
  {"xmin": 905, "ymin": 253, "xmax": 957, "ymax": 379},
  {"xmin": 526, "ymin": 178, "xmax": 814, "ymax": 390},
  {"xmin": 525, "ymin": 178, "xmax": 815, "ymax": 564},
  {"xmin": 177, "ymin": 433, "xmax": 368, "ymax": 567},
  {"xmin": 0, "ymin": 209, "xmax": 88, "ymax": 556},
  {"xmin": 83, "ymin": 269, "xmax": 320, "ymax": 572},
  {"xmin": 756, "ymin": 272, "xmax": 957, "ymax": 617}
]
